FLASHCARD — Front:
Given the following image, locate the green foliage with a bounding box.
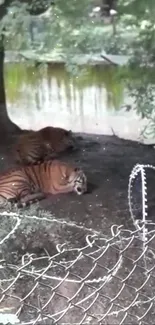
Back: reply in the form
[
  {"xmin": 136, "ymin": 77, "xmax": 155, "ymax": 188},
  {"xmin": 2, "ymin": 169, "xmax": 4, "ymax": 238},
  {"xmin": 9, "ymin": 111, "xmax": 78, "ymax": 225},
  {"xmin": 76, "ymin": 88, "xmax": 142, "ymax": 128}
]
[
  {"xmin": 52, "ymin": 0, "xmax": 92, "ymax": 26},
  {"xmin": 115, "ymin": 0, "xmax": 155, "ymax": 140},
  {"xmin": 1, "ymin": 1, "xmax": 30, "ymax": 49},
  {"xmin": 26, "ymin": 0, "xmax": 52, "ymax": 16},
  {"xmin": 2, "ymin": 0, "xmax": 155, "ymax": 140},
  {"xmin": 126, "ymin": 76, "xmax": 155, "ymax": 139},
  {"xmin": 42, "ymin": 0, "xmax": 95, "ymax": 54},
  {"xmin": 1, "ymin": 0, "xmax": 136, "ymax": 57},
  {"xmin": 0, "ymin": 0, "xmax": 52, "ymax": 49},
  {"xmin": 118, "ymin": 0, "xmax": 155, "ymax": 21}
]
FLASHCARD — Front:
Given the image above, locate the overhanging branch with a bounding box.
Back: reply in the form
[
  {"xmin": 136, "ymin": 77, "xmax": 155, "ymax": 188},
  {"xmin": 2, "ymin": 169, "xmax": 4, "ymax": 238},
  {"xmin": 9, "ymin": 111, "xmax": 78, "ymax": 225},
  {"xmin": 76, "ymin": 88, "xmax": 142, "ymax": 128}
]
[{"xmin": 0, "ymin": 0, "xmax": 54, "ymax": 19}]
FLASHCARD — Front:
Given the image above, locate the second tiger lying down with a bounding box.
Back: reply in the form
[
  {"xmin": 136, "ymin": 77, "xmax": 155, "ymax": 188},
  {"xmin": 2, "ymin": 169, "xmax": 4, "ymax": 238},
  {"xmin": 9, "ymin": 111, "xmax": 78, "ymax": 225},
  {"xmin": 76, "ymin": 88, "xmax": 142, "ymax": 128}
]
[
  {"xmin": 14, "ymin": 126, "xmax": 76, "ymax": 165},
  {"xmin": 0, "ymin": 160, "xmax": 87, "ymax": 207}
]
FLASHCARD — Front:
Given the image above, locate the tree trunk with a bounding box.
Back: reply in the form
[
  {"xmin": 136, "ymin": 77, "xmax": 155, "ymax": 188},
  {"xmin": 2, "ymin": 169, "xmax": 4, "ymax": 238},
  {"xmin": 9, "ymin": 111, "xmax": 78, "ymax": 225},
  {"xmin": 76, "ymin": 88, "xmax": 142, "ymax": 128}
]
[
  {"xmin": 0, "ymin": 0, "xmax": 53, "ymax": 143},
  {"xmin": 101, "ymin": 0, "xmax": 117, "ymax": 16},
  {"xmin": 0, "ymin": 36, "xmax": 22, "ymax": 140}
]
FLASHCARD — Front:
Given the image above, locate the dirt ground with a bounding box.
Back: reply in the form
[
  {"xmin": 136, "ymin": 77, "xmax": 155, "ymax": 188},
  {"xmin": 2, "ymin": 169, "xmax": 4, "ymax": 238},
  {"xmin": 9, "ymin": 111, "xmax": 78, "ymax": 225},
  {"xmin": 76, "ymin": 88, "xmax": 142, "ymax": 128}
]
[
  {"xmin": 2, "ymin": 132, "xmax": 155, "ymax": 230},
  {"xmin": 1, "ymin": 132, "xmax": 155, "ymax": 324}
]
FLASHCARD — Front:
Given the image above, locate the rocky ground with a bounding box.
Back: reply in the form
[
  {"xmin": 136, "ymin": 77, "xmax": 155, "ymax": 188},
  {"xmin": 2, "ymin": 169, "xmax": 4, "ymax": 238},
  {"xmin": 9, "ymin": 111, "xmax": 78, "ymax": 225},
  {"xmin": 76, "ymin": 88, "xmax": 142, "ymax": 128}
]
[{"xmin": 1, "ymin": 133, "xmax": 155, "ymax": 324}]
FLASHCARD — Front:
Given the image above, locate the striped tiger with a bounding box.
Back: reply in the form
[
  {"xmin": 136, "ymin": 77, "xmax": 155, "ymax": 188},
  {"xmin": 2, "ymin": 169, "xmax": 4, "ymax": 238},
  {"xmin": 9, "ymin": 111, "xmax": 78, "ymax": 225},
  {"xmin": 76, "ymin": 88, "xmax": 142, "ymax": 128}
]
[
  {"xmin": 13, "ymin": 126, "xmax": 76, "ymax": 165},
  {"xmin": 0, "ymin": 159, "xmax": 87, "ymax": 207}
]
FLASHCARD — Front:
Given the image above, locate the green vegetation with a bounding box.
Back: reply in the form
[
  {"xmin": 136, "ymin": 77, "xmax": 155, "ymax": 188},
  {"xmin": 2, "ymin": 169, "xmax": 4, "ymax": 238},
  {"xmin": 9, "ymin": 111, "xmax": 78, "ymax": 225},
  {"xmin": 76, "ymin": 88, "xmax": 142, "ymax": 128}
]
[
  {"xmin": 4, "ymin": 1, "xmax": 136, "ymax": 56},
  {"xmin": 117, "ymin": 0, "xmax": 155, "ymax": 139},
  {"xmin": 5, "ymin": 62, "xmax": 125, "ymax": 111},
  {"xmin": 1, "ymin": 0, "xmax": 155, "ymax": 139}
]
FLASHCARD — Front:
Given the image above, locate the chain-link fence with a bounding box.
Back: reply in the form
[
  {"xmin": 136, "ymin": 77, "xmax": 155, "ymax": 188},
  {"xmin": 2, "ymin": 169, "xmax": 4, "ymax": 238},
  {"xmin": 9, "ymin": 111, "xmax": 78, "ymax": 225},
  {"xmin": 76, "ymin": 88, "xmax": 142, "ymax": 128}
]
[{"xmin": 1, "ymin": 164, "xmax": 155, "ymax": 325}]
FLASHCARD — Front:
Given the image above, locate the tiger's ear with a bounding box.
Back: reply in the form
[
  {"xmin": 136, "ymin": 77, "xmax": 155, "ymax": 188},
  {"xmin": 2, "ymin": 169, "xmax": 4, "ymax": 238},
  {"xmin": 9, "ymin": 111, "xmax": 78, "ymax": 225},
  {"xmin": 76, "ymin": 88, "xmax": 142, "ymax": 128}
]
[{"xmin": 66, "ymin": 130, "xmax": 72, "ymax": 136}]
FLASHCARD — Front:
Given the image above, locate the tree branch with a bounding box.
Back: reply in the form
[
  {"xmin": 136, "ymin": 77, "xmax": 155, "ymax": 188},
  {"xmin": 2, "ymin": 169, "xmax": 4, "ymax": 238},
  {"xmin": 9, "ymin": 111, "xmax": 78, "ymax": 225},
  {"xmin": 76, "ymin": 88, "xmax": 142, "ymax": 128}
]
[
  {"xmin": 0, "ymin": 0, "xmax": 11, "ymax": 19},
  {"xmin": 18, "ymin": 0, "xmax": 54, "ymax": 16},
  {"xmin": 0, "ymin": 0, "xmax": 54, "ymax": 19}
]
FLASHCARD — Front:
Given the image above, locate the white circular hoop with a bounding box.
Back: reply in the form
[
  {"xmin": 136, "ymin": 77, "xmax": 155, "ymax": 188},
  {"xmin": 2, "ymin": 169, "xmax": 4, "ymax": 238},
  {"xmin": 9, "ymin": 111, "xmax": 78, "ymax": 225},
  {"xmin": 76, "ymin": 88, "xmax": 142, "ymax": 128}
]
[{"xmin": 128, "ymin": 163, "xmax": 155, "ymax": 240}]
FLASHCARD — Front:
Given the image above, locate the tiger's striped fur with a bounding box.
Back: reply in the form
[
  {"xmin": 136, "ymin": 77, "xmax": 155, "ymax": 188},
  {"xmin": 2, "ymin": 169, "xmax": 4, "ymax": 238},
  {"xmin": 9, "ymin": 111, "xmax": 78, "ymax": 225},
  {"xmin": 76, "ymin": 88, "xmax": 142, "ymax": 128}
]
[
  {"xmin": 13, "ymin": 126, "xmax": 76, "ymax": 165},
  {"xmin": 0, "ymin": 160, "xmax": 87, "ymax": 207}
]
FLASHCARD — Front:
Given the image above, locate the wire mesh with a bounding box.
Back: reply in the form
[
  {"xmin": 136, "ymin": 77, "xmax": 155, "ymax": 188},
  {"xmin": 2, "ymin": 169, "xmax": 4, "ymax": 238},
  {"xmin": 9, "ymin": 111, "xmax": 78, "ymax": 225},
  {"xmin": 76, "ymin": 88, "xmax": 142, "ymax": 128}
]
[{"xmin": 1, "ymin": 164, "xmax": 155, "ymax": 325}]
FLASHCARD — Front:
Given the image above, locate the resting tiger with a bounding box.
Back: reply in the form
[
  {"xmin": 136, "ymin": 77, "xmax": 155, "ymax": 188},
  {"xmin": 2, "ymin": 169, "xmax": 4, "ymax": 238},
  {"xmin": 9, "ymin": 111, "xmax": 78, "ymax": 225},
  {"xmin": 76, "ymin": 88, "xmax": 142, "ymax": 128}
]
[
  {"xmin": 13, "ymin": 126, "xmax": 76, "ymax": 165},
  {"xmin": 0, "ymin": 159, "xmax": 87, "ymax": 207}
]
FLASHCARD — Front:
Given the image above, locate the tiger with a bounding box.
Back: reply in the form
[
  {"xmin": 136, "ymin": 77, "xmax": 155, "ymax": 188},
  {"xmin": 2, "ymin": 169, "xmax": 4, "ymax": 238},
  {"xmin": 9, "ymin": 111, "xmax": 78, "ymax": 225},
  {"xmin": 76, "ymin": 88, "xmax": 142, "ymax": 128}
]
[
  {"xmin": 0, "ymin": 159, "xmax": 87, "ymax": 207},
  {"xmin": 13, "ymin": 126, "xmax": 76, "ymax": 165}
]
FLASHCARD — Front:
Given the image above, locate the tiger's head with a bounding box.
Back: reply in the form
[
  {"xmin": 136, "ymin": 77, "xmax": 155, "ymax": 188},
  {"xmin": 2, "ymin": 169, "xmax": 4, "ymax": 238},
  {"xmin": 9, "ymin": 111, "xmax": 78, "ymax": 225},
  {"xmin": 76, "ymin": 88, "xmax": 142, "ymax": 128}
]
[
  {"xmin": 56, "ymin": 129, "xmax": 76, "ymax": 152},
  {"xmin": 43, "ymin": 129, "xmax": 76, "ymax": 154},
  {"xmin": 59, "ymin": 163, "xmax": 87, "ymax": 195},
  {"xmin": 72, "ymin": 167, "xmax": 87, "ymax": 195}
]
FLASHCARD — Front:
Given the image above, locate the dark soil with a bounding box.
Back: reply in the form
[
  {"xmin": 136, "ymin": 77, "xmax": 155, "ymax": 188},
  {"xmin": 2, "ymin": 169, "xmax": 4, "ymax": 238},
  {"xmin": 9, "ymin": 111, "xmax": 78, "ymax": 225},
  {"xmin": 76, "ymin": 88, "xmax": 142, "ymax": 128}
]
[
  {"xmin": 1, "ymin": 132, "xmax": 155, "ymax": 324},
  {"xmin": 2, "ymin": 132, "xmax": 155, "ymax": 230}
]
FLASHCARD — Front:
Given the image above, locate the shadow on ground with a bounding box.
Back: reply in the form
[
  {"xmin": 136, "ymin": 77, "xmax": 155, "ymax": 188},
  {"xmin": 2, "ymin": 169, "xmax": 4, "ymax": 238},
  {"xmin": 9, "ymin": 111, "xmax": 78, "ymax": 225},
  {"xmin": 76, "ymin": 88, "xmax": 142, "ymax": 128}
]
[
  {"xmin": 2, "ymin": 132, "xmax": 155, "ymax": 230},
  {"xmin": 1, "ymin": 132, "xmax": 155, "ymax": 253},
  {"xmin": 1, "ymin": 132, "xmax": 155, "ymax": 324}
]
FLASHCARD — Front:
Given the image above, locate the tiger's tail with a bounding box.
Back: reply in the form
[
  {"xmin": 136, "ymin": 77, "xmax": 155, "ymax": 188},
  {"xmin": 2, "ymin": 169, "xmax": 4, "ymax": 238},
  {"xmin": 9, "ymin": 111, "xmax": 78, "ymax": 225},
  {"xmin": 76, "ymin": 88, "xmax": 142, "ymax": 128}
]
[
  {"xmin": 0, "ymin": 192, "xmax": 46, "ymax": 209},
  {"xmin": 18, "ymin": 192, "xmax": 46, "ymax": 207}
]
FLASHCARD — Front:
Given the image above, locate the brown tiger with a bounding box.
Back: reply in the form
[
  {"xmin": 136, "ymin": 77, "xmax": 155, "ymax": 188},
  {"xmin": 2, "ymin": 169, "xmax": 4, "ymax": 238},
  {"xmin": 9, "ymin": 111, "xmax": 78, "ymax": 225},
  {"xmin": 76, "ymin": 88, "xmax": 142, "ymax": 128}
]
[
  {"xmin": 13, "ymin": 126, "xmax": 76, "ymax": 165},
  {"xmin": 0, "ymin": 160, "xmax": 87, "ymax": 207}
]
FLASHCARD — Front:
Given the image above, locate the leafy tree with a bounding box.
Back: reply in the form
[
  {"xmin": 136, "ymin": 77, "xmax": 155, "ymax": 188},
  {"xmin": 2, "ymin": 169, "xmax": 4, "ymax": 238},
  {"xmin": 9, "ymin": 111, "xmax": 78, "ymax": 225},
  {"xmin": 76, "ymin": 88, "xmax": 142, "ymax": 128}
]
[
  {"xmin": 111, "ymin": 0, "xmax": 155, "ymax": 140},
  {"xmin": 2, "ymin": 0, "xmax": 155, "ymax": 141},
  {"xmin": 0, "ymin": 0, "xmax": 52, "ymax": 139}
]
